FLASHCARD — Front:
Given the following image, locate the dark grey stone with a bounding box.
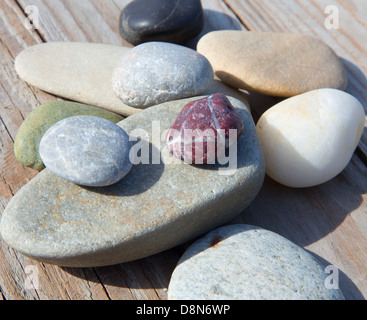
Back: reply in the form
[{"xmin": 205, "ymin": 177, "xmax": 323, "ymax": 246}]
[{"xmin": 119, "ymin": 0, "xmax": 204, "ymax": 45}]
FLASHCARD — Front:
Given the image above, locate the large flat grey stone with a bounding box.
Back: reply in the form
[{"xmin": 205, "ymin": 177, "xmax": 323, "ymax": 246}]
[
  {"xmin": 0, "ymin": 96, "xmax": 264, "ymax": 267},
  {"xmin": 168, "ymin": 224, "xmax": 345, "ymax": 300}
]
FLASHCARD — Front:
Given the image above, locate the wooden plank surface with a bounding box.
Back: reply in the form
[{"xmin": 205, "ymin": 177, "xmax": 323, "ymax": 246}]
[{"xmin": 0, "ymin": 0, "xmax": 366, "ymax": 300}]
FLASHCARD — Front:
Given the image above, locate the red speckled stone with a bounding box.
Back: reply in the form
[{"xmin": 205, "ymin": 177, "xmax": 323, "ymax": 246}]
[{"xmin": 166, "ymin": 93, "xmax": 244, "ymax": 164}]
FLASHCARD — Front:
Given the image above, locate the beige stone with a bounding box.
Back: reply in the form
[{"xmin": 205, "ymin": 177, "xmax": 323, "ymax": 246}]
[
  {"xmin": 197, "ymin": 31, "xmax": 348, "ymax": 97},
  {"xmin": 15, "ymin": 42, "xmax": 139, "ymax": 117}
]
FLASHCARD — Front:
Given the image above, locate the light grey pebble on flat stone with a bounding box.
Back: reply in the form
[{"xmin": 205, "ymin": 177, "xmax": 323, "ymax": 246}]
[
  {"xmin": 168, "ymin": 224, "xmax": 345, "ymax": 300},
  {"xmin": 39, "ymin": 116, "xmax": 132, "ymax": 187},
  {"xmin": 0, "ymin": 96, "xmax": 264, "ymax": 267},
  {"xmin": 112, "ymin": 42, "xmax": 214, "ymax": 108}
]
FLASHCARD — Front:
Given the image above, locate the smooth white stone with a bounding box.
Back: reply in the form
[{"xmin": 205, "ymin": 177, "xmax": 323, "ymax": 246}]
[{"xmin": 256, "ymin": 89, "xmax": 365, "ymax": 188}]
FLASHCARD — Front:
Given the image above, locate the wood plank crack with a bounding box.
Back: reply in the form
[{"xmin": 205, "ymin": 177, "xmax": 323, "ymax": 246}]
[
  {"xmin": 13, "ymin": 0, "xmax": 46, "ymax": 43},
  {"xmin": 93, "ymin": 268, "xmax": 112, "ymax": 300},
  {"xmin": 223, "ymin": 0, "xmax": 250, "ymax": 30}
]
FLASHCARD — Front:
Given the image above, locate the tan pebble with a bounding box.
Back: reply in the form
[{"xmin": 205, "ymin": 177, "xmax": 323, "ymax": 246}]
[{"xmin": 197, "ymin": 31, "xmax": 348, "ymax": 97}]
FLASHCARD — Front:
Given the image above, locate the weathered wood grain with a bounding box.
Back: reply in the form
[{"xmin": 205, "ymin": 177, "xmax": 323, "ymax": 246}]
[
  {"xmin": 0, "ymin": 0, "xmax": 115, "ymax": 301},
  {"xmin": 17, "ymin": 0, "xmax": 128, "ymax": 45},
  {"xmin": 0, "ymin": 0, "xmax": 366, "ymax": 300},
  {"xmin": 338, "ymin": 0, "xmax": 367, "ymax": 31}
]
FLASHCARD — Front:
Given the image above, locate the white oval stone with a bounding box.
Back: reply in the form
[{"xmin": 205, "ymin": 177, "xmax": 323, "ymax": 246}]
[
  {"xmin": 256, "ymin": 89, "xmax": 365, "ymax": 188},
  {"xmin": 168, "ymin": 224, "xmax": 345, "ymax": 300}
]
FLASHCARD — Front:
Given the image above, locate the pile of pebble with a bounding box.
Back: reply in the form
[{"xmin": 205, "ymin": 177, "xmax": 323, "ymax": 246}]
[{"xmin": 1, "ymin": 0, "xmax": 365, "ymax": 300}]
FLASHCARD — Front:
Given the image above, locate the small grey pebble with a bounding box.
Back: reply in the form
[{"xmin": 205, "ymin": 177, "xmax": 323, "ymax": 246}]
[{"xmin": 39, "ymin": 115, "xmax": 132, "ymax": 187}]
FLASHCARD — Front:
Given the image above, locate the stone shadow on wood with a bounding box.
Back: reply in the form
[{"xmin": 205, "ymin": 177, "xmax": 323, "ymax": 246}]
[
  {"xmin": 341, "ymin": 57, "xmax": 367, "ymax": 105},
  {"xmin": 61, "ymin": 246, "xmax": 185, "ymax": 290},
  {"xmin": 247, "ymin": 91, "xmax": 285, "ymax": 123},
  {"xmin": 305, "ymin": 249, "xmax": 365, "ymax": 300},
  {"xmin": 341, "ymin": 58, "xmax": 367, "ymax": 157},
  {"xmin": 185, "ymin": 9, "xmax": 243, "ymax": 49},
  {"xmin": 241, "ymin": 161, "xmax": 366, "ymax": 247}
]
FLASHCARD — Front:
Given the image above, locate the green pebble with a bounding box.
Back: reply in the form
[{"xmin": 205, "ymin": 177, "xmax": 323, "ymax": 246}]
[{"xmin": 14, "ymin": 101, "xmax": 124, "ymax": 171}]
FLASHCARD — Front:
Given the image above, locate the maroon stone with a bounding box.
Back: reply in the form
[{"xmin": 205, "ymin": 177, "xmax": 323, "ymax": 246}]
[{"xmin": 166, "ymin": 93, "xmax": 244, "ymax": 164}]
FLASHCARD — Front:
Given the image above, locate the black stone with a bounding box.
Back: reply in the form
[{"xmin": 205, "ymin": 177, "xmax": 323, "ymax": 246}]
[{"xmin": 119, "ymin": 0, "xmax": 204, "ymax": 45}]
